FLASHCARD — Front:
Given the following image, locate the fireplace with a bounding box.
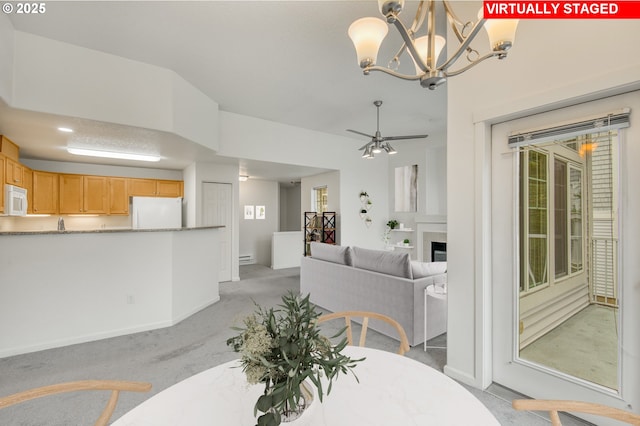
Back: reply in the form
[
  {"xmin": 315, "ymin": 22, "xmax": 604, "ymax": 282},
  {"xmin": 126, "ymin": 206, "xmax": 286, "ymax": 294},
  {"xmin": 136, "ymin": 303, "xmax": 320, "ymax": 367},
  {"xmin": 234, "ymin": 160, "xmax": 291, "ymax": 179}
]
[{"xmin": 431, "ymin": 241, "xmax": 447, "ymax": 262}]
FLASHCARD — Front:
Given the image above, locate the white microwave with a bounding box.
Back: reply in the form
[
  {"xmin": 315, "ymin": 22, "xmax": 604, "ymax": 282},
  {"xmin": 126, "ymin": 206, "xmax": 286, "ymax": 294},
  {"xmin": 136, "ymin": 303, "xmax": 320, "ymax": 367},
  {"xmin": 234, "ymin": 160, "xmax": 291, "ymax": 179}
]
[{"xmin": 5, "ymin": 184, "xmax": 27, "ymax": 216}]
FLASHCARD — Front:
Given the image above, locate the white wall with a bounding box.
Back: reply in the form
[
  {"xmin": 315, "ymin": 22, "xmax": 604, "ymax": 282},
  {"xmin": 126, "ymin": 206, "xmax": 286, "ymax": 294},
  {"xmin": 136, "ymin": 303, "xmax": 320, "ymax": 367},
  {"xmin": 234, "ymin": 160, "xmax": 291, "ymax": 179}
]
[
  {"xmin": 11, "ymin": 31, "xmax": 218, "ymax": 152},
  {"xmin": 279, "ymin": 184, "xmax": 301, "ymax": 232},
  {"xmin": 239, "ymin": 179, "xmax": 279, "ymax": 266},
  {"xmin": 219, "ymin": 111, "xmax": 389, "ymax": 250},
  {"xmin": 301, "ymin": 171, "xmax": 341, "ymax": 244},
  {"xmin": 387, "ymin": 133, "xmax": 447, "ymax": 228},
  {"xmin": 0, "ymin": 229, "xmax": 220, "ymax": 357},
  {"xmin": 446, "ymin": 2, "xmax": 640, "ymax": 401},
  {"xmin": 0, "ymin": 14, "xmax": 13, "ymax": 104}
]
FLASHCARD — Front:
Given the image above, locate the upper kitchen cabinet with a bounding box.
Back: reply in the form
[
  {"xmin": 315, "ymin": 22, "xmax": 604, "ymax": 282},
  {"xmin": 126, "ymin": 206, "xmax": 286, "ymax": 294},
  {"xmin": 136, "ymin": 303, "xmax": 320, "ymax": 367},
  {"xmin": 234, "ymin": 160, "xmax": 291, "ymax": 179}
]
[
  {"xmin": 23, "ymin": 167, "xmax": 33, "ymax": 214},
  {"xmin": 0, "ymin": 155, "xmax": 4, "ymax": 212},
  {"xmin": 5, "ymin": 158, "xmax": 26, "ymax": 188},
  {"xmin": 32, "ymin": 171, "xmax": 59, "ymax": 214},
  {"xmin": 0, "ymin": 136, "xmax": 19, "ymax": 161},
  {"xmin": 59, "ymin": 174, "xmax": 108, "ymax": 214},
  {"xmin": 108, "ymin": 177, "xmax": 129, "ymax": 215},
  {"xmin": 129, "ymin": 178, "xmax": 183, "ymax": 198}
]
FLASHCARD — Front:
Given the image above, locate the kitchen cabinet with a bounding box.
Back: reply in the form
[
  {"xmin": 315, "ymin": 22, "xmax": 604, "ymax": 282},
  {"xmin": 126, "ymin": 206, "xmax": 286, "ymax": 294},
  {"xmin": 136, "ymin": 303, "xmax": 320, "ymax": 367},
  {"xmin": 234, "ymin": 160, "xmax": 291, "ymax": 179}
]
[
  {"xmin": 108, "ymin": 177, "xmax": 129, "ymax": 215},
  {"xmin": 23, "ymin": 167, "xmax": 33, "ymax": 214},
  {"xmin": 0, "ymin": 135, "xmax": 19, "ymax": 160},
  {"xmin": 129, "ymin": 178, "xmax": 183, "ymax": 197},
  {"xmin": 59, "ymin": 174, "xmax": 108, "ymax": 214},
  {"xmin": 32, "ymin": 171, "xmax": 59, "ymax": 214},
  {"xmin": 0, "ymin": 154, "xmax": 4, "ymax": 212},
  {"xmin": 5, "ymin": 158, "xmax": 25, "ymax": 187}
]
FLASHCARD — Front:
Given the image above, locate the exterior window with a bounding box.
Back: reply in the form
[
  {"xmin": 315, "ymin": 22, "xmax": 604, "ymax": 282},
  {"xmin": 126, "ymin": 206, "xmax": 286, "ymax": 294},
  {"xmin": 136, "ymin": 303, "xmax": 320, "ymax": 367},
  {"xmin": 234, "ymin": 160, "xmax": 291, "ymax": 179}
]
[
  {"xmin": 521, "ymin": 150, "xmax": 548, "ymax": 291},
  {"xmin": 313, "ymin": 187, "xmax": 327, "ymax": 213},
  {"xmin": 520, "ymin": 148, "xmax": 585, "ymax": 294},
  {"xmin": 569, "ymin": 167, "xmax": 583, "ymax": 273}
]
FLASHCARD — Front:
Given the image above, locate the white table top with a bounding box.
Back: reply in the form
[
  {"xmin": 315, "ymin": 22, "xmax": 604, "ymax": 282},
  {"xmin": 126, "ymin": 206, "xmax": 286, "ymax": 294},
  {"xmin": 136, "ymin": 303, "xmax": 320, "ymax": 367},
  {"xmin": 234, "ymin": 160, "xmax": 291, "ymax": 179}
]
[{"xmin": 113, "ymin": 346, "xmax": 499, "ymax": 426}]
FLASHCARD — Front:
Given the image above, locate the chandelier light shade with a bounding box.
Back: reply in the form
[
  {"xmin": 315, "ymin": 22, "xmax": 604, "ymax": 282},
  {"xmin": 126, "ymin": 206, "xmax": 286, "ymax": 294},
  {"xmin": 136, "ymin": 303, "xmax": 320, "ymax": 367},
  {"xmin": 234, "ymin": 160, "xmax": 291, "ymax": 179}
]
[
  {"xmin": 349, "ymin": 0, "xmax": 519, "ymax": 90},
  {"xmin": 348, "ymin": 17, "xmax": 389, "ymax": 68}
]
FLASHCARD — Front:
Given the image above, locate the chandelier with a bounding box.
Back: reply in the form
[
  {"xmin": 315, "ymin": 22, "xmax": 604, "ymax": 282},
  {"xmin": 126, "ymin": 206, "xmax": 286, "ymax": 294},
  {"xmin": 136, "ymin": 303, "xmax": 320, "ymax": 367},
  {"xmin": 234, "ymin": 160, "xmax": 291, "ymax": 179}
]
[{"xmin": 348, "ymin": 0, "xmax": 519, "ymax": 90}]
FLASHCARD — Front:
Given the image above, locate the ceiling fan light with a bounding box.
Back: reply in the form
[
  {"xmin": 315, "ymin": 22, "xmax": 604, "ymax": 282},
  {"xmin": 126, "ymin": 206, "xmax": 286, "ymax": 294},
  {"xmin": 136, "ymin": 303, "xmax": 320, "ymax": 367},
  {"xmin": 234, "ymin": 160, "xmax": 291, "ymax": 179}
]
[
  {"xmin": 412, "ymin": 35, "xmax": 446, "ymax": 74},
  {"xmin": 385, "ymin": 143, "xmax": 397, "ymax": 154},
  {"xmin": 372, "ymin": 143, "xmax": 382, "ymax": 154},
  {"xmin": 348, "ymin": 17, "xmax": 388, "ymax": 68}
]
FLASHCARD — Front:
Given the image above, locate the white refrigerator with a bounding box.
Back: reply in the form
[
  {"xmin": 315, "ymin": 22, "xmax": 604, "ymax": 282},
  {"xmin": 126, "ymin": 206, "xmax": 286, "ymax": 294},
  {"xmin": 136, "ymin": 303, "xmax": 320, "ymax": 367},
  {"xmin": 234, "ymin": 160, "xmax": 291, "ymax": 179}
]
[{"xmin": 131, "ymin": 197, "xmax": 182, "ymax": 229}]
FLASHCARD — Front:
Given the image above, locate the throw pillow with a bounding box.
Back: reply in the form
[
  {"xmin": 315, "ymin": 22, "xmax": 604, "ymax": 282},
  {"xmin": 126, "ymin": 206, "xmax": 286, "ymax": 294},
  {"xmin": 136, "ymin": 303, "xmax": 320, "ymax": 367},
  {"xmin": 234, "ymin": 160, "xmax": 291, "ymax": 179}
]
[
  {"xmin": 411, "ymin": 261, "xmax": 447, "ymax": 278},
  {"xmin": 351, "ymin": 247, "xmax": 413, "ymax": 279},
  {"xmin": 310, "ymin": 242, "xmax": 353, "ymax": 266}
]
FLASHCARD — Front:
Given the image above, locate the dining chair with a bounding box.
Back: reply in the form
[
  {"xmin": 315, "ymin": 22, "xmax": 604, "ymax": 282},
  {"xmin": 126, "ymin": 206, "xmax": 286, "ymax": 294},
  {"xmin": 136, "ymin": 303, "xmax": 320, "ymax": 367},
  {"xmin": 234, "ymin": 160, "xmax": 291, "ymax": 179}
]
[
  {"xmin": 317, "ymin": 310, "xmax": 411, "ymax": 355},
  {"xmin": 512, "ymin": 399, "xmax": 640, "ymax": 425},
  {"xmin": 0, "ymin": 379, "xmax": 152, "ymax": 426}
]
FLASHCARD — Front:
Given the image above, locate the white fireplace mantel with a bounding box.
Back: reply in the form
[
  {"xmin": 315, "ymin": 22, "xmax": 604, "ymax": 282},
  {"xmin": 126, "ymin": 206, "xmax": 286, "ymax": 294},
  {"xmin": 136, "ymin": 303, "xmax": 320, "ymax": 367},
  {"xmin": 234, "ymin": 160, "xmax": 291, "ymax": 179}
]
[{"xmin": 415, "ymin": 215, "xmax": 447, "ymax": 262}]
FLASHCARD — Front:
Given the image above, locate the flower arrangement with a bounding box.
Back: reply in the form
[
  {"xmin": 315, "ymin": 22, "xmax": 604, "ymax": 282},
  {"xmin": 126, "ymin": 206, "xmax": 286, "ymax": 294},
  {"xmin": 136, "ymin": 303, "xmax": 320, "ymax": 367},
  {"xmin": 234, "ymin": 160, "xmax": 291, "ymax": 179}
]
[
  {"xmin": 386, "ymin": 219, "xmax": 399, "ymax": 229},
  {"xmin": 227, "ymin": 292, "xmax": 361, "ymax": 426}
]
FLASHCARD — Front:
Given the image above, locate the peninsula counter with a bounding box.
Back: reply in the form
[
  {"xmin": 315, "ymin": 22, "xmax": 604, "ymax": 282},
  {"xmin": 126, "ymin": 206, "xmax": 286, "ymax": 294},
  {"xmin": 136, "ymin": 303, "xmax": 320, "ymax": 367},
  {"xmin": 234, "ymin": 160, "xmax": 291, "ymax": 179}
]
[{"xmin": 0, "ymin": 227, "xmax": 222, "ymax": 358}]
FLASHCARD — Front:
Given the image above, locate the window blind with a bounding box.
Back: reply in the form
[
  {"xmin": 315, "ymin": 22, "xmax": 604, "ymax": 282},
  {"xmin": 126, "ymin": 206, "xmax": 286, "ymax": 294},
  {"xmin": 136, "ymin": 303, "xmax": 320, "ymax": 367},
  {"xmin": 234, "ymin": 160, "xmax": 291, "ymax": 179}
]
[{"xmin": 508, "ymin": 108, "xmax": 630, "ymax": 148}]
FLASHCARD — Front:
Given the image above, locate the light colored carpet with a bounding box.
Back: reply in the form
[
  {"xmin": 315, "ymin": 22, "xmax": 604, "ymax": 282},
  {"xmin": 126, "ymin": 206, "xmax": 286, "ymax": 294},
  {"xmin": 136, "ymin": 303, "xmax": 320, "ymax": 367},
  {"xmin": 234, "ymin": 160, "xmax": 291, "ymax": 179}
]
[{"xmin": 0, "ymin": 265, "xmax": 590, "ymax": 425}]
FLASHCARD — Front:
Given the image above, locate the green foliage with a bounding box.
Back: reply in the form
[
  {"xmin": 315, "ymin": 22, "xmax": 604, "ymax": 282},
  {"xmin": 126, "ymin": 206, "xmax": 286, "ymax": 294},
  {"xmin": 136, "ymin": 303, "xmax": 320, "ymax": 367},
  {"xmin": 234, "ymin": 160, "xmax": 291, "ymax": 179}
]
[
  {"xmin": 227, "ymin": 292, "xmax": 362, "ymax": 426},
  {"xmin": 386, "ymin": 220, "xmax": 399, "ymax": 229}
]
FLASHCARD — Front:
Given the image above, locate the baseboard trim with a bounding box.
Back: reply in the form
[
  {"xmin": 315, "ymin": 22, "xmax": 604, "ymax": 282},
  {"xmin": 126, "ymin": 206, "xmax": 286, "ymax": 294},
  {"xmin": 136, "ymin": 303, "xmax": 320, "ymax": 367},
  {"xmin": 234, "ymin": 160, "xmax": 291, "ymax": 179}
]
[{"xmin": 444, "ymin": 364, "xmax": 482, "ymax": 388}]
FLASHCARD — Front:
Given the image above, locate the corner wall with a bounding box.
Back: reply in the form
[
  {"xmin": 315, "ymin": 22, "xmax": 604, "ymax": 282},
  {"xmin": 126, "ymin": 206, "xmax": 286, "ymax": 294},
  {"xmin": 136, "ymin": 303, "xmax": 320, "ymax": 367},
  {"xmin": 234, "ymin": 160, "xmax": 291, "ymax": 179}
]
[
  {"xmin": 239, "ymin": 179, "xmax": 280, "ymax": 266},
  {"xmin": 445, "ymin": 2, "xmax": 640, "ymax": 397}
]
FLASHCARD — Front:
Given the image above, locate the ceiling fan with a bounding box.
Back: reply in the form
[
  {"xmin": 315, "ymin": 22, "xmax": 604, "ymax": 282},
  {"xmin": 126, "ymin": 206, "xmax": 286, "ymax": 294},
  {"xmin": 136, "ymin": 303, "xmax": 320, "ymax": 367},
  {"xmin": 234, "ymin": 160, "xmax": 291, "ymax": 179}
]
[{"xmin": 347, "ymin": 100, "xmax": 428, "ymax": 159}]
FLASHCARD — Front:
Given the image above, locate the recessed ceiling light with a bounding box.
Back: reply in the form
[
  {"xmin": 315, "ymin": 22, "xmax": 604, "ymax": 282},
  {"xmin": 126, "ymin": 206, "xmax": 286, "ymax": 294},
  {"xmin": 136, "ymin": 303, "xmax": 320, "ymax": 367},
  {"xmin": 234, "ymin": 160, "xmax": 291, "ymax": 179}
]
[
  {"xmin": 58, "ymin": 127, "xmax": 74, "ymax": 133},
  {"xmin": 67, "ymin": 147, "xmax": 161, "ymax": 162}
]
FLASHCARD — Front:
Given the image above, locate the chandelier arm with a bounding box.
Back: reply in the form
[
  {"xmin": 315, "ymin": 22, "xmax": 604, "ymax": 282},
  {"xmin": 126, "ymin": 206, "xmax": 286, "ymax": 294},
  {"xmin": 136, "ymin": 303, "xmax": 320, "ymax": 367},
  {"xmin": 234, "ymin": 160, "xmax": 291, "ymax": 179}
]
[
  {"xmin": 410, "ymin": 0, "xmax": 428, "ymax": 33},
  {"xmin": 390, "ymin": 17, "xmax": 430, "ymax": 73},
  {"xmin": 442, "ymin": 0, "xmax": 468, "ymax": 29},
  {"xmin": 437, "ymin": 18, "xmax": 486, "ymax": 72},
  {"xmin": 443, "ymin": 51, "xmax": 506, "ymax": 77},
  {"xmin": 364, "ymin": 66, "xmax": 422, "ymax": 81}
]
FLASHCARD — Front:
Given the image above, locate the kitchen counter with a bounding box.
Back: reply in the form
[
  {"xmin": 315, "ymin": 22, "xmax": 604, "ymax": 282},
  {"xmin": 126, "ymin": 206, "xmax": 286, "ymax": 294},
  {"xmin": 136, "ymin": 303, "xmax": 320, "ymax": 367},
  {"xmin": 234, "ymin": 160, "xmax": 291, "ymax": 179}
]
[
  {"xmin": 0, "ymin": 227, "xmax": 222, "ymax": 358},
  {"xmin": 0, "ymin": 225, "xmax": 223, "ymax": 236}
]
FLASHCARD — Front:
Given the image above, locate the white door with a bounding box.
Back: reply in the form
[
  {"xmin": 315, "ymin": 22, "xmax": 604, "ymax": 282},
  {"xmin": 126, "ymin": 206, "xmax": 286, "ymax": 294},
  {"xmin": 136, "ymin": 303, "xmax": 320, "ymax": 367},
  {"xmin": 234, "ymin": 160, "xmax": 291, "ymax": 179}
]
[
  {"xmin": 202, "ymin": 182, "xmax": 232, "ymax": 282},
  {"xmin": 491, "ymin": 91, "xmax": 639, "ymax": 425}
]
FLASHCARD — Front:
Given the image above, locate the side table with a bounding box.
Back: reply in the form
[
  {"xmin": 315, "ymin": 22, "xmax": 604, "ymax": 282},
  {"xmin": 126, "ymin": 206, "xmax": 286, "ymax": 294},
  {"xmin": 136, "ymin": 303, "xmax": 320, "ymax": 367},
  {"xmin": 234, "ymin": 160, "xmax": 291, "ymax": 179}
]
[{"xmin": 424, "ymin": 284, "xmax": 448, "ymax": 351}]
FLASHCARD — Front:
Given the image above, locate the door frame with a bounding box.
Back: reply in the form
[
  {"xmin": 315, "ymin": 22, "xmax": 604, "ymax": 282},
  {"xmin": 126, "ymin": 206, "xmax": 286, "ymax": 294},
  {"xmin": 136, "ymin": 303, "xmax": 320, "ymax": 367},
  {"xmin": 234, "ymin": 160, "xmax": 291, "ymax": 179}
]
[{"xmin": 484, "ymin": 91, "xmax": 639, "ymax": 425}]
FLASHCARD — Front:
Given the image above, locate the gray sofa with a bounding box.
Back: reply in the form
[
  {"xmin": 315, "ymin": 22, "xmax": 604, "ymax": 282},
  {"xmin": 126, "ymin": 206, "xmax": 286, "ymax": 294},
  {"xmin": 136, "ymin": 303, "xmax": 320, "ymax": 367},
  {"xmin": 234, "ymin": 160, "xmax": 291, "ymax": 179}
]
[{"xmin": 300, "ymin": 242, "xmax": 447, "ymax": 347}]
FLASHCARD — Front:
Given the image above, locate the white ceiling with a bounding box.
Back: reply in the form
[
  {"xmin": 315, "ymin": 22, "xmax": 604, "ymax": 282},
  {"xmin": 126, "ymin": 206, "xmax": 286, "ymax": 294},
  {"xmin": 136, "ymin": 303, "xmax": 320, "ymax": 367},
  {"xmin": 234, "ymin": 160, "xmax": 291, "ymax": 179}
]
[{"xmin": 4, "ymin": 1, "xmax": 449, "ymax": 182}]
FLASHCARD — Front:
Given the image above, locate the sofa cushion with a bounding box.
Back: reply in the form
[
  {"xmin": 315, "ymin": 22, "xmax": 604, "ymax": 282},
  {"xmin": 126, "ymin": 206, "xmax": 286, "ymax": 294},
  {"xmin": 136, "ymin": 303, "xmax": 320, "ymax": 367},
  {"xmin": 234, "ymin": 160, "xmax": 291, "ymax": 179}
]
[
  {"xmin": 411, "ymin": 261, "xmax": 447, "ymax": 279},
  {"xmin": 351, "ymin": 247, "xmax": 413, "ymax": 279},
  {"xmin": 310, "ymin": 242, "xmax": 353, "ymax": 266}
]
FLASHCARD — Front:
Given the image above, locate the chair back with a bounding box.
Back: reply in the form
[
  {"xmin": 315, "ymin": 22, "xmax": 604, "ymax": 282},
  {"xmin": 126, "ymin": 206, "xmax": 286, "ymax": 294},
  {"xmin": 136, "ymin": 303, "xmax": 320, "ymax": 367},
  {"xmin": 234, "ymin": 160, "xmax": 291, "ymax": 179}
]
[
  {"xmin": 317, "ymin": 310, "xmax": 410, "ymax": 355},
  {"xmin": 0, "ymin": 380, "xmax": 152, "ymax": 426},
  {"xmin": 512, "ymin": 399, "xmax": 640, "ymax": 425}
]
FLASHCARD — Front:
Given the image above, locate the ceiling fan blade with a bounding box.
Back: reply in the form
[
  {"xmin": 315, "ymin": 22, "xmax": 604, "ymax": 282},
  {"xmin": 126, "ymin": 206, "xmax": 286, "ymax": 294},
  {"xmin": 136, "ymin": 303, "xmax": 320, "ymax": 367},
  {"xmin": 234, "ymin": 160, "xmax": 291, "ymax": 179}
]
[
  {"xmin": 347, "ymin": 129, "xmax": 375, "ymax": 139},
  {"xmin": 381, "ymin": 134, "xmax": 429, "ymax": 141},
  {"xmin": 358, "ymin": 142, "xmax": 372, "ymax": 151}
]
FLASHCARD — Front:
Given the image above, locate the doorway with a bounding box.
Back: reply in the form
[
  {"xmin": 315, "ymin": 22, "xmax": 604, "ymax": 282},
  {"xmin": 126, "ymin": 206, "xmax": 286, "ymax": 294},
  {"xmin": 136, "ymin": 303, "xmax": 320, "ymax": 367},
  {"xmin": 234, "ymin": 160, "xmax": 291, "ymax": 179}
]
[
  {"xmin": 490, "ymin": 91, "xmax": 638, "ymax": 423},
  {"xmin": 202, "ymin": 182, "xmax": 232, "ymax": 282}
]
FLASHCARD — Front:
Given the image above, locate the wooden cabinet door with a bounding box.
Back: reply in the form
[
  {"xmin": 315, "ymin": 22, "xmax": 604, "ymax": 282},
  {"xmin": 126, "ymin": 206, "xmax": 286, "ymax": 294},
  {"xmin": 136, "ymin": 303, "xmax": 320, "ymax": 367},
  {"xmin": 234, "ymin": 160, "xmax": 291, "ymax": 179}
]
[
  {"xmin": 5, "ymin": 158, "xmax": 24, "ymax": 187},
  {"xmin": 83, "ymin": 175, "xmax": 108, "ymax": 213},
  {"xmin": 0, "ymin": 155, "xmax": 4, "ymax": 212},
  {"xmin": 129, "ymin": 178, "xmax": 157, "ymax": 196},
  {"xmin": 108, "ymin": 177, "xmax": 129, "ymax": 215},
  {"xmin": 32, "ymin": 171, "xmax": 59, "ymax": 214},
  {"xmin": 156, "ymin": 180, "xmax": 183, "ymax": 197},
  {"xmin": 23, "ymin": 167, "xmax": 33, "ymax": 213},
  {"xmin": 59, "ymin": 174, "xmax": 83, "ymax": 214}
]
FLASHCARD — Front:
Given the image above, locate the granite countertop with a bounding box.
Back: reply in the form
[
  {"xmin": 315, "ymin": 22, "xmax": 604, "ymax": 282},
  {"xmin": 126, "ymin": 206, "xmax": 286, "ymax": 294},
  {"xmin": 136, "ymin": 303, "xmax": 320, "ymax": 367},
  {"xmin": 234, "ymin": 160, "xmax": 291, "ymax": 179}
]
[{"xmin": 0, "ymin": 226, "xmax": 223, "ymax": 236}]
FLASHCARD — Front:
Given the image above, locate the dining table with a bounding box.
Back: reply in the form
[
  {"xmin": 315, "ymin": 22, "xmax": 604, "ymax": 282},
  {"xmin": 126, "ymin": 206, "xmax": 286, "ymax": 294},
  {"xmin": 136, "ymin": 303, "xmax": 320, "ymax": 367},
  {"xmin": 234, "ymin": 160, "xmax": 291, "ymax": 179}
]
[{"xmin": 112, "ymin": 346, "xmax": 500, "ymax": 425}]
